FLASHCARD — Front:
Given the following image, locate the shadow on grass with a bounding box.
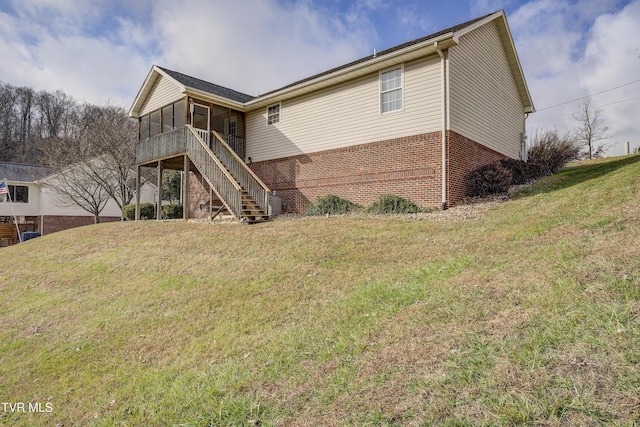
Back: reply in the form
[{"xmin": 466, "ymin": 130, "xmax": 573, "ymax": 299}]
[{"xmin": 514, "ymin": 154, "xmax": 640, "ymax": 199}]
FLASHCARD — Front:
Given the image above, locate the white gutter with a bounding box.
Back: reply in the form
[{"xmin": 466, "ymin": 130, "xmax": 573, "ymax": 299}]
[{"xmin": 435, "ymin": 42, "xmax": 447, "ymax": 210}]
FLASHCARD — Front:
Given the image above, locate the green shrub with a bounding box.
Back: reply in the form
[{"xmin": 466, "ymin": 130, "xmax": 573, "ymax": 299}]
[
  {"xmin": 161, "ymin": 204, "xmax": 183, "ymax": 219},
  {"xmin": 140, "ymin": 203, "xmax": 156, "ymax": 220},
  {"xmin": 366, "ymin": 194, "xmax": 420, "ymax": 214},
  {"xmin": 466, "ymin": 163, "xmax": 513, "ymax": 197},
  {"xmin": 499, "ymin": 158, "xmax": 527, "ymax": 185},
  {"xmin": 121, "ymin": 203, "xmax": 156, "ymax": 220},
  {"xmin": 306, "ymin": 194, "xmax": 361, "ymax": 216},
  {"xmin": 122, "ymin": 204, "xmax": 135, "ymax": 221}
]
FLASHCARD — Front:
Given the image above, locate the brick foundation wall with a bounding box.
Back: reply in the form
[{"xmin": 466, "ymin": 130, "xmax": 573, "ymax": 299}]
[
  {"xmin": 42, "ymin": 215, "xmax": 120, "ymax": 235},
  {"xmin": 237, "ymin": 131, "xmax": 512, "ymax": 215},
  {"xmin": 249, "ymin": 133, "xmax": 444, "ymax": 213},
  {"xmin": 446, "ymin": 131, "xmax": 508, "ymax": 206}
]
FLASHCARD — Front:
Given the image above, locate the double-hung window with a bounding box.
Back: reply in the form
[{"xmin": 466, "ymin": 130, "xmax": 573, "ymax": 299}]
[
  {"xmin": 0, "ymin": 185, "xmax": 28, "ymax": 203},
  {"xmin": 267, "ymin": 104, "xmax": 280, "ymax": 125},
  {"xmin": 380, "ymin": 67, "xmax": 403, "ymax": 114}
]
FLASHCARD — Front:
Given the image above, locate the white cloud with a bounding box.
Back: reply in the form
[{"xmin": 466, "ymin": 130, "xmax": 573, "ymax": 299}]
[
  {"xmin": 470, "ymin": 0, "xmax": 514, "ymax": 17},
  {"xmin": 581, "ymin": 0, "xmax": 640, "ymax": 152},
  {"xmin": 1, "ymin": 0, "xmax": 638, "ymax": 156},
  {"xmin": 150, "ymin": 0, "xmax": 374, "ymax": 96},
  {"xmin": 514, "ymin": 0, "xmax": 640, "ymax": 155}
]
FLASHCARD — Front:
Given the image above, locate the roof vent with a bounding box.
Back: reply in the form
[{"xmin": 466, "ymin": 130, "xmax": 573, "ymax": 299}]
[{"xmin": 373, "ymin": 48, "xmax": 377, "ymax": 58}]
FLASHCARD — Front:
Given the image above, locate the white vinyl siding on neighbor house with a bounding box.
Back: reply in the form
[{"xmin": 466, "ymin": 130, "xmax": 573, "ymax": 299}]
[
  {"xmin": 139, "ymin": 75, "xmax": 183, "ymax": 117},
  {"xmin": 246, "ymin": 56, "xmax": 442, "ymax": 162},
  {"xmin": 0, "ymin": 182, "xmax": 40, "ymax": 217},
  {"xmin": 448, "ymin": 21, "xmax": 525, "ymax": 159}
]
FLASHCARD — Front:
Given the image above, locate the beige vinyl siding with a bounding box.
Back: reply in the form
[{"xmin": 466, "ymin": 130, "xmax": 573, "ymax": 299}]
[
  {"xmin": 448, "ymin": 21, "xmax": 525, "ymax": 159},
  {"xmin": 139, "ymin": 75, "xmax": 183, "ymax": 116},
  {"xmin": 246, "ymin": 56, "xmax": 442, "ymax": 162}
]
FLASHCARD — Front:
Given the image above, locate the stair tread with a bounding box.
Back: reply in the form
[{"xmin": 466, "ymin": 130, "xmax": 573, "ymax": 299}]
[{"xmin": 189, "ymin": 142, "xmax": 270, "ymax": 222}]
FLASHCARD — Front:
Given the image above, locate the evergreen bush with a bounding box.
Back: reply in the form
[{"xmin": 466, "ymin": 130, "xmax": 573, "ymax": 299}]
[
  {"xmin": 366, "ymin": 194, "xmax": 420, "ymax": 214},
  {"xmin": 122, "ymin": 204, "xmax": 135, "ymax": 221},
  {"xmin": 161, "ymin": 204, "xmax": 183, "ymax": 219},
  {"xmin": 306, "ymin": 194, "xmax": 361, "ymax": 216},
  {"xmin": 122, "ymin": 203, "xmax": 156, "ymax": 220},
  {"xmin": 466, "ymin": 163, "xmax": 513, "ymax": 197}
]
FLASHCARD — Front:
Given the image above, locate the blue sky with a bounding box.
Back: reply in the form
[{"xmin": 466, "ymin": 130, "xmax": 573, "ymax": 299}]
[{"xmin": 0, "ymin": 0, "xmax": 638, "ymax": 155}]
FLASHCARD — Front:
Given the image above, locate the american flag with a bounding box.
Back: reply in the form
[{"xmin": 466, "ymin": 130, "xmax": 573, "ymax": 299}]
[{"xmin": 0, "ymin": 181, "xmax": 8, "ymax": 195}]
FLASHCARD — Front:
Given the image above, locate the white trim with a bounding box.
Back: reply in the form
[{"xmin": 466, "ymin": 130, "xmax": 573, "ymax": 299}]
[
  {"xmin": 190, "ymin": 102, "xmax": 210, "ymax": 145},
  {"xmin": 129, "ymin": 65, "xmax": 187, "ymax": 118},
  {"xmin": 379, "ymin": 65, "xmax": 404, "ymax": 115},
  {"xmin": 267, "ymin": 103, "xmax": 281, "ymax": 125}
]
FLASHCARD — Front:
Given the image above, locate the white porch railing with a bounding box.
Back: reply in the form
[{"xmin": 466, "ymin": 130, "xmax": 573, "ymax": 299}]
[{"xmin": 193, "ymin": 128, "xmax": 209, "ymax": 145}]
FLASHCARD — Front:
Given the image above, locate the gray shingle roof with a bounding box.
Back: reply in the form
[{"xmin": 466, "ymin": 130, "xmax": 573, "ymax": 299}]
[
  {"xmin": 155, "ymin": 11, "xmax": 495, "ymax": 103},
  {"xmin": 158, "ymin": 13, "xmax": 493, "ymax": 103},
  {"xmin": 157, "ymin": 66, "xmax": 255, "ymax": 103},
  {"xmin": 258, "ymin": 12, "xmax": 495, "ymax": 97},
  {"xmin": 0, "ymin": 162, "xmax": 53, "ymax": 182}
]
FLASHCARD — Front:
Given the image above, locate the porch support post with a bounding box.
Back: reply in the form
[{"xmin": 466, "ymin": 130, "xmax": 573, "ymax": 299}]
[
  {"xmin": 156, "ymin": 160, "xmax": 163, "ymax": 220},
  {"xmin": 183, "ymin": 155, "xmax": 189, "ymax": 220},
  {"xmin": 135, "ymin": 164, "xmax": 141, "ymax": 220}
]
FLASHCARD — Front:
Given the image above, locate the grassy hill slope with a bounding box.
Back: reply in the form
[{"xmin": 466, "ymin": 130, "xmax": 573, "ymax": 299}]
[{"xmin": 1, "ymin": 155, "xmax": 639, "ymax": 426}]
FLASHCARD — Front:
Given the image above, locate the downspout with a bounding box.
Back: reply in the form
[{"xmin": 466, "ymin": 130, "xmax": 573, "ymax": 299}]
[
  {"xmin": 35, "ymin": 181, "xmax": 45, "ymax": 235},
  {"xmin": 435, "ymin": 42, "xmax": 447, "ymax": 210},
  {"xmin": 39, "ymin": 186, "xmax": 44, "ymax": 235}
]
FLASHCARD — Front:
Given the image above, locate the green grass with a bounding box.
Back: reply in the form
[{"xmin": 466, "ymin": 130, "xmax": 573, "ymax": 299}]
[{"xmin": 1, "ymin": 155, "xmax": 640, "ymax": 426}]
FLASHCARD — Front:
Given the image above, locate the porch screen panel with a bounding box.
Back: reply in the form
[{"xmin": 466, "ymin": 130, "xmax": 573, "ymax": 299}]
[
  {"xmin": 174, "ymin": 100, "xmax": 186, "ymax": 128},
  {"xmin": 150, "ymin": 110, "xmax": 161, "ymax": 137},
  {"xmin": 162, "ymin": 105, "xmax": 173, "ymax": 132},
  {"xmin": 140, "ymin": 115, "xmax": 150, "ymax": 140}
]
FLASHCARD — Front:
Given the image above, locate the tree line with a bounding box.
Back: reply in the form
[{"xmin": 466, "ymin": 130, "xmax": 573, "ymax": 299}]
[
  {"xmin": 1, "ymin": 81, "xmax": 138, "ymax": 222},
  {"xmin": 0, "ymin": 82, "xmax": 87, "ymax": 164}
]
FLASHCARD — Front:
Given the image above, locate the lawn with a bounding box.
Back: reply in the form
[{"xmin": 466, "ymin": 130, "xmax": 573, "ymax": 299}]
[{"xmin": 1, "ymin": 155, "xmax": 639, "ymax": 426}]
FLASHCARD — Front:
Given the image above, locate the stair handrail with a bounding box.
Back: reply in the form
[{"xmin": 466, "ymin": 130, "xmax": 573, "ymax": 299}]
[
  {"xmin": 185, "ymin": 126, "xmax": 243, "ymax": 218},
  {"xmin": 210, "ymin": 130, "xmax": 271, "ymax": 215}
]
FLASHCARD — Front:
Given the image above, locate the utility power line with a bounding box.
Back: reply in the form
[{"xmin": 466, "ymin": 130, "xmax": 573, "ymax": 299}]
[
  {"xmin": 535, "ymin": 79, "xmax": 640, "ymax": 112},
  {"xmin": 528, "ymin": 96, "xmax": 640, "ymax": 125}
]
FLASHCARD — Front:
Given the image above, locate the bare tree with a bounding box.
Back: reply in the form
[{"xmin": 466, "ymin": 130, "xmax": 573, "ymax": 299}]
[
  {"xmin": 573, "ymin": 97, "xmax": 609, "ymax": 159},
  {"xmin": 37, "ymin": 89, "xmax": 76, "ymax": 140},
  {"xmin": 43, "ymin": 102, "xmax": 138, "ymax": 218},
  {"xmin": 42, "ymin": 138, "xmax": 111, "ymax": 224},
  {"xmin": 16, "ymin": 87, "xmax": 35, "ymax": 162},
  {"xmin": 78, "ymin": 103, "xmax": 137, "ymax": 210},
  {"xmin": 528, "ymin": 127, "xmax": 582, "ymax": 175},
  {"xmin": 44, "ymin": 164, "xmax": 111, "ymax": 224},
  {"xmin": 0, "ymin": 83, "xmax": 17, "ymax": 161}
]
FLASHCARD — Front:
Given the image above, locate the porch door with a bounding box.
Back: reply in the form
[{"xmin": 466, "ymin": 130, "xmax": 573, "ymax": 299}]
[
  {"xmin": 224, "ymin": 116, "xmax": 237, "ymax": 137},
  {"xmin": 190, "ymin": 103, "xmax": 210, "ymax": 145},
  {"xmin": 224, "ymin": 116, "xmax": 244, "ymax": 158}
]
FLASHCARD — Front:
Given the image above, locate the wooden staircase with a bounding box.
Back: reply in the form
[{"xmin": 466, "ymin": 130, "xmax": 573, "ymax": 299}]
[{"xmin": 185, "ymin": 127, "xmax": 270, "ymax": 222}]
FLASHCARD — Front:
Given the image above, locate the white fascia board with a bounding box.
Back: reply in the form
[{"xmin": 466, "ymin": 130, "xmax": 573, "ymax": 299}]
[
  {"xmin": 184, "ymin": 88, "xmax": 247, "ymax": 111},
  {"xmin": 129, "ymin": 65, "xmax": 187, "ymax": 118}
]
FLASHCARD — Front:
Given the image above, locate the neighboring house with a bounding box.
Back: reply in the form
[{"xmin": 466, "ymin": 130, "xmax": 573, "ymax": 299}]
[
  {"xmin": 0, "ymin": 162, "xmax": 156, "ymax": 243},
  {"xmin": 129, "ymin": 10, "xmax": 534, "ymax": 220}
]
